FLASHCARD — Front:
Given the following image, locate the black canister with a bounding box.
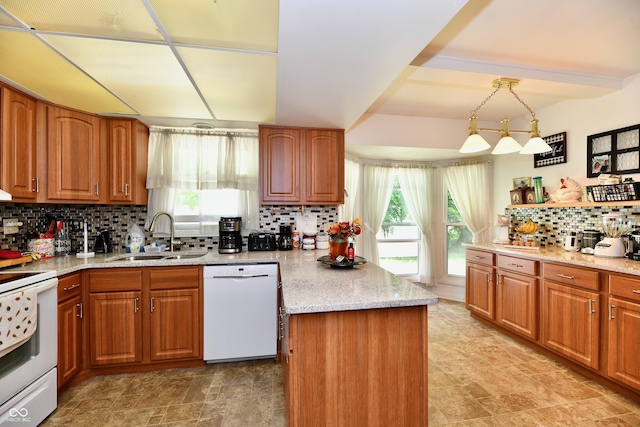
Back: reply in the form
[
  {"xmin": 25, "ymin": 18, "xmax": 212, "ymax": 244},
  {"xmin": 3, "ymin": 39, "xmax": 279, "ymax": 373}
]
[{"xmin": 581, "ymin": 229, "xmax": 602, "ymax": 254}]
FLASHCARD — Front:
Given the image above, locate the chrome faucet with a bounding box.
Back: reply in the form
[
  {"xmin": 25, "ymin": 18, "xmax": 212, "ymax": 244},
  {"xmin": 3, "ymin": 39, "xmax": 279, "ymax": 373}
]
[{"xmin": 148, "ymin": 212, "xmax": 181, "ymax": 251}]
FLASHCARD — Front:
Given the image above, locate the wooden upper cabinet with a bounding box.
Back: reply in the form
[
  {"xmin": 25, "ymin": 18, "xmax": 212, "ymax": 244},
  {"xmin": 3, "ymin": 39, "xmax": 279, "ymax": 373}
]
[
  {"xmin": 1, "ymin": 87, "xmax": 39, "ymax": 200},
  {"xmin": 108, "ymin": 119, "xmax": 148, "ymax": 204},
  {"xmin": 46, "ymin": 105, "xmax": 104, "ymax": 202},
  {"xmin": 259, "ymin": 125, "xmax": 344, "ymax": 205}
]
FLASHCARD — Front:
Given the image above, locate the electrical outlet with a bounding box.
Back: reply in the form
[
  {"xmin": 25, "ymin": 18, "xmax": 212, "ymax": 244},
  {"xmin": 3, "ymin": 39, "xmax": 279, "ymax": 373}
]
[{"xmin": 3, "ymin": 218, "xmax": 23, "ymax": 235}]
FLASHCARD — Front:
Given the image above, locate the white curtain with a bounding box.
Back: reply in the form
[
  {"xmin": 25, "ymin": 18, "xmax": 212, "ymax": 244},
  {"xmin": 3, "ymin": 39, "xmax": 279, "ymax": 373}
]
[
  {"xmin": 338, "ymin": 158, "xmax": 360, "ymax": 222},
  {"xmin": 362, "ymin": 165, "xmax": 394, "ymax": 264},
  {"xmin": 397, "ymin": 167, "xmax": 435, "ymax": 285},
  {"xmin": 145, "ymin": 128, "xmax": 259, "ymax": 233},
  {"xmin": 441, "ymin": 162, "xmax": 491, "ymax": 243}
]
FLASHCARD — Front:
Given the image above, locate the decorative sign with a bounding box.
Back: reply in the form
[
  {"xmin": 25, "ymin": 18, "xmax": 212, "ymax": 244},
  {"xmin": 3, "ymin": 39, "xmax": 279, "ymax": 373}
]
[{"xmin": 534, "ymin": 132, "xmax": 567, "ymax": 168}]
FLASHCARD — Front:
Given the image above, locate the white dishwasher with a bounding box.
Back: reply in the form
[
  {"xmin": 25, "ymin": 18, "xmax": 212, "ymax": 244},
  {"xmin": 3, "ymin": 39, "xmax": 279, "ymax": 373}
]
[{"xmin": 203, "ymin": 264, "xmax": 278, "ymax": 362}]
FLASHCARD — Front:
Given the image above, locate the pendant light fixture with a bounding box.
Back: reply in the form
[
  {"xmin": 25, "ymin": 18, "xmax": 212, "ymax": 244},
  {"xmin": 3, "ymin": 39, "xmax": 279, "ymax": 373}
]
[{"xmin": 459, "ymin": 78, "xmax": 552, "ymax": 155}]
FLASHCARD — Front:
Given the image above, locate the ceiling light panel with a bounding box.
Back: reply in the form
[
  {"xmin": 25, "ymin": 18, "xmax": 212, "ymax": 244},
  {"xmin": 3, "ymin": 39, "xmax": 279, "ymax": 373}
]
[
  {"xmin": 1, "ymin": 0, "xmax": 162, "ymax": 41},
  {"xmin": 0, "ymin": 10, "xmax": 19, "ymax": 27},
  {"xmin": 178, "ymin": 46, "xmax": 276, "ymax": 122},
  {"xmin": 148, "ymin": 0, "xmax": 279, "ymax": 52},
  {"xmin": 43, "ymin": 34, "xmax": 212, "ymax": 119},
  {"xmin": 0, "ymin": 30, "xmax": 135, "ymax": 114}
]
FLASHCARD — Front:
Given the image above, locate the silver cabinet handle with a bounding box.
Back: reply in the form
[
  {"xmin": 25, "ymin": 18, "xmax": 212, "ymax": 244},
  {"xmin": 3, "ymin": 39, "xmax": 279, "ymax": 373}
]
[
  {"xmin": 63, "ymin": 283, "xmax": 81, "ymax": 291},
  {"xmin": 488, "ymin": 271, "xmax": 492, "ymax": 283},
  {"xmin": 474, "ymin": 256, "xmax": 484, "ymax": 260},
  {"xmin": 95, "ymin": 182, "xmax": 99, "ymax": 196},
  {"xmin": 134, "ymin": 297, "xmax": 139, "ymax": 313},
  {"xmin": 32, "ymin": 178, "xmax": 38, "ymax": 193},
  {"xmin": 77, "ymin": 302, "xmax": 83, "ymax": 319},
  {"xmin": 150, "ymin": 297, "xmax": 155, "ymax": 313},
  {"xmin": 609, "ymin": 304, "xmax": 615, "ymax": 320},
  {"xmin": 557, "ymin": 274, "xmax": 575, "ymax": 280},
  {"xmin": 632, "ymin": 289, "xmax": 640, "ymax": 294},
  {"xmin": 124, "ymin": 183, "xmax": 130, "ymax": 197},
  {"xmin": 507, "ymin": 263, "xmax": 523, "ymax": 268},
  {"xmin": 589, "ymin": 299, "xmax": 595, "ymax": 314}
]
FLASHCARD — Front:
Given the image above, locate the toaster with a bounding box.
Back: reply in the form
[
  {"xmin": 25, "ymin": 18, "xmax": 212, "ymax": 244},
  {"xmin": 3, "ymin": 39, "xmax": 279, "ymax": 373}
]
[{"xmin": 248, "ymin": 232, "xmax": 277, "ymax": 251}]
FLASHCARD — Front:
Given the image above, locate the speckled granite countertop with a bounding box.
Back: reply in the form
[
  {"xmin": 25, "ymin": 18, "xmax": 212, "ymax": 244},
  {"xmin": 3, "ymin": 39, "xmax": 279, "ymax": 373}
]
[
  {"xmin": 3, "ymin": 249, "xmax": 438, "ymax": 315},
  {"xmin": 465, "ymin": 242, "xmax": 640, "ymax": 276}
]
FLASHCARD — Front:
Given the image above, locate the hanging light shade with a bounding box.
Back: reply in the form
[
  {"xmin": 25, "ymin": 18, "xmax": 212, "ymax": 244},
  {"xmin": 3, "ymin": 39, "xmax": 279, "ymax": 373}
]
[
  {"xmin": 460, "ymin": 115, "xmax": 491, "ymax": 153},
  {"xmin": 491, "ymin": 118, "xmax": 522, "ymax": 154},
  {"xmin": 459, "ymin": 78, "xmax": 552, "ymax": 155}
]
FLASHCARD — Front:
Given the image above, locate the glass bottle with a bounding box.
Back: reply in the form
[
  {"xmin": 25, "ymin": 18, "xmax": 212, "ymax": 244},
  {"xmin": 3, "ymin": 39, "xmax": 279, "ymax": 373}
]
[{"xmin": 533, "ymin": 176, "xmax": 544, "ymax": 203}]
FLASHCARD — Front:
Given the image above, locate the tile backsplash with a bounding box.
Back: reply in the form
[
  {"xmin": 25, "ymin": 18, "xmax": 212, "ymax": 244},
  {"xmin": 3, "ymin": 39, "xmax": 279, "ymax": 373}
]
[
  {"xmin": 506, "ymin": 204, "xmax": 640, "ymax": 247},
  {"xmin": 0, "ymin": 203, "xmax": 339, "ymax": 253}
]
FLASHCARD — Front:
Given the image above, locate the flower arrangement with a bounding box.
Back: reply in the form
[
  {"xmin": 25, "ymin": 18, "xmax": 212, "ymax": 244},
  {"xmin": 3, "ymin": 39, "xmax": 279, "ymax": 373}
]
[{"xmin": 326, "ymin": 218, "xmax": 363, "ymax": 240}]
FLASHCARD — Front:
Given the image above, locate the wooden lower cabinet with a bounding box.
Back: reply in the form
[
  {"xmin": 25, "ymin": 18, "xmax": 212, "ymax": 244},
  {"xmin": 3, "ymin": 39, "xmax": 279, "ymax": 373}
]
[
  {"xmin": 496, "ymin": 270, "xmax": 538, "ymax": 340},
  {"xmin": 541, "ymin": 280, "xmax": 600, "ymax": 370},
  {"xmin": 282, "ymin": 306, "xmax": 429, "ymax": 427},
  {"xmin": 57, "ymin": 273, "xmax": 83, "ymax": 389},
  {"xmin": 89, "ymin": 290, "xmax": 143, "ymax": 365},
  {"xmin": 86, "ymin": 266, "xmax": 202, "ymax": 368},
  {"xmin": 466, "ymin": 263, "xmax": 495, "ymax": 320}
]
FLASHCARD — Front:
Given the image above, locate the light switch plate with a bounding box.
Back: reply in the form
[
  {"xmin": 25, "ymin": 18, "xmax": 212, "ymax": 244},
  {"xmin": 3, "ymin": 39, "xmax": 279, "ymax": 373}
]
[{"xmin": 3, "ymin": 218, "xmax": 22, "ymax": 235}]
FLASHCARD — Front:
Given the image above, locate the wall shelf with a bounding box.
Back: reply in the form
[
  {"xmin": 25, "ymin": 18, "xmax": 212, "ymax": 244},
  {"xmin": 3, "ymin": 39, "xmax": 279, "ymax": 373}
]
[{"xmin": 507, "ymin": 200, "xmax": 640, "ymax": 209}]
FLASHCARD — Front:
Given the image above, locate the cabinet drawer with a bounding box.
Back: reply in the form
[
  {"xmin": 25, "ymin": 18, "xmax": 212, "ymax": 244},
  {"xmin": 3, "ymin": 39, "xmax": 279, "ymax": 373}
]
[
  {"xmin": 87, "ymin": 269, "xmax": 143, "ymax": 292},
  {"xmin": 543, "ymin": 263, "xmax": 599, "ymax": 291},
  {"xmin": 609, "ymin": 274, "xmax": 640, "ymax": 302},
  {"xmin": 497, "ymin": 255, "xmax": 538, "ymax": 276},
  {"xmin": 148, "ymin": 266, "xmax": 201, "ymax": 290},
  {"xmin": 466, "ymin": 249, "xmax": 495, "ymax": 266},
  {"xmin": 58, "ymin": 272, "xmax": 82, "ymax": 302}
]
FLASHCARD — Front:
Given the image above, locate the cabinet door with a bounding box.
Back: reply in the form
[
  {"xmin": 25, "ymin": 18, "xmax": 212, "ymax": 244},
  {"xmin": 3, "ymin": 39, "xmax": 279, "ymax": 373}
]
[
  {"xmin": 57, "ymin": 295, "xmax": 82, "ymax": 388},
  {"xmin": 108, "ymin": 120, "xmax": 148, "ymax": 204},
  {"xmin": 466, "ymin": 263, "xmax": 495, "ymax": 320},
  {"xmin": 260, "ymin": 127, "xmax": 301, "ymax": 204},
  {"xmin": 108, "ymin": 120, "xmax": 133, "ymax": 203},
  {"xmin": 47, "ymin": 106, "xmax": 103, "ymax": 201},
  {"xmin": 1, "ymin": 88, "xmax": 38, "ymax": 199},
  {"xmin": 89, "ymin": 291, "xmax": 142, "ymax": 365},
  {"xmin": 496, "ymin": 270, "xmax": 538, "ymax": 340},
  {"xmin": 608, "ymin": 297, "xmax": 640, "ymax": 390},
  {"xmin": 542, "ymin": 281, "xmax": 600, "ymax": 369},
  {"xmin": 304, "ymin": 129, "xmax": 344, "ymax": 204},
  {"xmin": 149, "ymin": 288, "xmax": 201, "ymax": 361}
]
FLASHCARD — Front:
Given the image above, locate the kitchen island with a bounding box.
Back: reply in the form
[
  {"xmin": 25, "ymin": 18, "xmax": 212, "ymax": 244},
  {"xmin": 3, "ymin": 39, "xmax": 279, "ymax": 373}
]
[{"xmin": 5, "ymin": 248, "xmax": 438, "ymax": 426}]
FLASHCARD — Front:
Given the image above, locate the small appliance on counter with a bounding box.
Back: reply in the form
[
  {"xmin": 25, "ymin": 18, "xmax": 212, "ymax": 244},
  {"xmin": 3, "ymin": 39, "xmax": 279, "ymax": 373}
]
[
  {"xmin": 563, "ymin": 230, "xmax": 581, "ymax": 252},
  {"xmin": 581, "ymin": 229, "xmax": 602, "ymax": 254},
  {"xmin": 625, "ymin": 229, "xmax": 640, "ymax": 260},
  {"xmin": 278, "ymin": 224, "xmax": 293, "ymax": 250},
  {"xmin": 94, "ymin": 229, "xmax": 113, "ymax": 253},
  {"xmin": 248, "ymin": 231, "xmax": 276, "ymax": 251},
  {"xmin": 594, "ymin": 213, "xmax": 634, "ymax": 258},
  {"xmin": 219, "ymin": 217, "xmax": 242, "ymax": 254}
]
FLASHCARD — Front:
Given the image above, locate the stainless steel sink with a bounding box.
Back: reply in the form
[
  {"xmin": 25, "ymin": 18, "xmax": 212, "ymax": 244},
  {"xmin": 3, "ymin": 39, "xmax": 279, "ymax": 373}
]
[{"xmin": 106, "ymin": 252, "xmax": 208, "ymax": 262}]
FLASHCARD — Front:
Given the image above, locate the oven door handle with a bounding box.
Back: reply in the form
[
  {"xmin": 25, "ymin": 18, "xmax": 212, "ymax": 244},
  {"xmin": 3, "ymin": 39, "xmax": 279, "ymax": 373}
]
[{"xmin": 210, "ymin": 274, "xmax": 270, "ymax": 279}]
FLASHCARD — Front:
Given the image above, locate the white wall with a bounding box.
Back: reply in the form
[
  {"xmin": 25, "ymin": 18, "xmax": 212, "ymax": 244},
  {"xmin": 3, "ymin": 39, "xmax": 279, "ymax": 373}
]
[{"xmin": 492, "ymin": 73, "xmax": 640, "ymax": 217}]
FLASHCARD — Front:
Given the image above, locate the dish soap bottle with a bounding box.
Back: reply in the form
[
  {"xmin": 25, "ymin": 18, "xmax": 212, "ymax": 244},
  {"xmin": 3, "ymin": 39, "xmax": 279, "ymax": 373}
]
[
  {"xmin": 125, "ymin": 224, "xmax": 145, "ymax": 253},
  {"xmin": 347, "ymin": 242, "xmax": 355, "ymax": 263}
]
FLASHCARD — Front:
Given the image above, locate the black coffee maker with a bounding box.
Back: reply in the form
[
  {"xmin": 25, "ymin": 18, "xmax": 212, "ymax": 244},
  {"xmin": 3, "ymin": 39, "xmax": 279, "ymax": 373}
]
[
  {"xmin": 94, "ymin": 229, "xmax": 113, "ymax": 253},
  {"xmin": 278, "ymin": 225, "xmax": 293, "ymax": 250},
  {"xmin": 219, "ymin": 217, "xmax": 242, "ymax": 254}
]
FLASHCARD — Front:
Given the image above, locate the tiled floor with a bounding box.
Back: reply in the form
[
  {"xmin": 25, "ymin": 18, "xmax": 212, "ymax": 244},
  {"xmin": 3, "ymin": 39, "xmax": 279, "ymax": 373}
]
[{"xmin": 42, "ymin": 299, "xmax": 640, "ymax": 426}]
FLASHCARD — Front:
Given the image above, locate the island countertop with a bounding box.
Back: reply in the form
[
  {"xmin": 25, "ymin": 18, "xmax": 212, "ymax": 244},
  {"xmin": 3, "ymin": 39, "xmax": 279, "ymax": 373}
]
[{"xmin": 2, "ymin": 249, "xmax": 438, "ymax": 315}]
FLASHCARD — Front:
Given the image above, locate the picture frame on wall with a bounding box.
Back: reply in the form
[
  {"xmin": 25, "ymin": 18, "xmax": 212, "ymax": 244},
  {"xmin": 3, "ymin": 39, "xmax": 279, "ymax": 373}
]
[
  {"xmin": 512, "ymin": 177, "xmax": 531, "ymax": 189},
  {"xmin": 534, "ymin": 132, "xmax": 567, "ymax": 168},
  {"xmin": 587, "ymin": 124, "xmax": 640, "ymax": 178}
]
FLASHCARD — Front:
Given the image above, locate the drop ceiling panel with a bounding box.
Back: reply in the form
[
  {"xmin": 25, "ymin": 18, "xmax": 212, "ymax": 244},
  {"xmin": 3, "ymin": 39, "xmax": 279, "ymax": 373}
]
[
  {"xmin": 178, "ymin": 46, "xmax": 276, "ymax": 122},
  {"xmin": 149, "ymin": 0, "xmax": 279, "ymax": 52},
  {"xmin": 43, "ymin": 34, "xmax": 211, "ymax": 119},
  {"xmin": 1, "ymin": 0, "xmax": 162, "ymax": 41},
  {"xmin": 0, "ymin": 30, "xmax": 135, "ymax": 114}
]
